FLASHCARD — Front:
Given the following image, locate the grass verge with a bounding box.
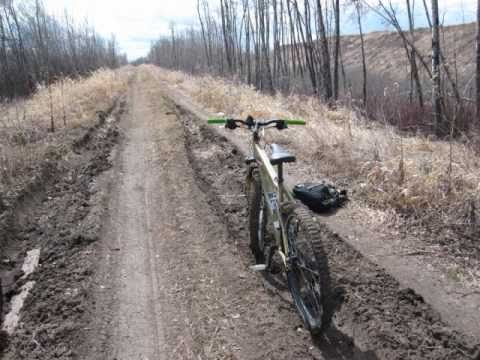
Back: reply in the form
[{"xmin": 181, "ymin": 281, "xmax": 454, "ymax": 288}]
[
  {"xmin": 150, "ymin": 65, "xmax": 480, "ymax": 231},
  {"xmin": 0, "ymin": 67, "xmax": 134, "ymax": 196}
]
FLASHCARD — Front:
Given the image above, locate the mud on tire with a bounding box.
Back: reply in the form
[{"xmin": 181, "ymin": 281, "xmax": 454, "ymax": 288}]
[
  {"xmin": 248, "ymin": 170, "xmax": 268, "ymax": 264},
  {"xmin": 286, "ymin": 207, "xmax": 326, "ymax": 334}
]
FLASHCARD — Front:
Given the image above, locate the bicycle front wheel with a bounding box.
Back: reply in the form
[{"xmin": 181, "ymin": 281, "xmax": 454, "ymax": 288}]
[
  {"xmin": 286, "ymin": 207, "xmax": 324, "ymax": 335},
  {"xmin": 248, "ymin": 170, "xmax": 269, "ymax": 264}
]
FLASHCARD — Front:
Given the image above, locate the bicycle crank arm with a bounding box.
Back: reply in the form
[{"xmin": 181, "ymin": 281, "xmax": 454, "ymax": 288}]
[
  {"xmin": 249, "ymin": 249, "xmax": 288, "ymax": 272},
  {"xmin": 277, "ymin": 250, "xmax": 287, "ymax": 269}
]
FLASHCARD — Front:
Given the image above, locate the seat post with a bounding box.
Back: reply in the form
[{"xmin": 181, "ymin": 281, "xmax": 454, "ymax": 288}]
[{"xmin": 277, "ymin": 163, "xmax": 284, "ymax": 184}]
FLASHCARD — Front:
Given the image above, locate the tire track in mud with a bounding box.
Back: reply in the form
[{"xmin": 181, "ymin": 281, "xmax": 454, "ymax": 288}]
[
  {"xmin": 174, "ymin": 102, "xmax": 379, "ymax": 360},
  {"xmin": 0, "ymin": 98, "xmax": 126, "ymax": 360},
  {"xmin": 87, "ymin": 79, "xmax": 328, "ymax": 360},
  {"xmin": 173, "ymin": 101, "xmax": 480, "ymax": 360}
]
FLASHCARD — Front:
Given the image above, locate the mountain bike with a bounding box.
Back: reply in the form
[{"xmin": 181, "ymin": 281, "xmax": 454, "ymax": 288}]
[{"xmin": 208, "ymin": 116, "xmax": 324, "ymax": 334}]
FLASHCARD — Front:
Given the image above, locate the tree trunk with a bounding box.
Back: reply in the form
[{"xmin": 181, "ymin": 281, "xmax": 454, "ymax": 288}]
[
  {"xmin": 356, "ymin": 2, "xmax": 367, "ymax": 108},
  {"xmin": 431, "ymin": 0, "xmax": 442, "ymax": 134},
  {"xmin": 315, "ymin": 0, "xmax": 332, "ymax": 100},
  {"xmin": 333, "ymin": 0, "xmax": 340, "ymax": 100},
  {"xmin": 476, "ymin": 0, "xmax": 480, "ymax": 124},
  {"xmin": 220, "ymin": 0, "xmax": 233, "ymax": 73},
  {"xmin": 406, "ymin": 0, "xmax": 424, "ymax": 107},
  {"xmin": 197, "ymin": 0, "xmax": 211, "ymax": 68}
]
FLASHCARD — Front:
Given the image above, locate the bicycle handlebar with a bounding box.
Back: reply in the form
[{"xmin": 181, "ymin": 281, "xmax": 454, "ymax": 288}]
[
  {"xmin": 207, "ymin": 118, "xmax": 228, "ymax": 124},
  {"xmin": 207, "ymin": 117, "xmax": 306, "ymax": 129}
]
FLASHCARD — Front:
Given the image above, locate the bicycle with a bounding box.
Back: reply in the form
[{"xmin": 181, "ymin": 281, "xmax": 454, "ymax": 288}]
[{"xmin": 208, "ymin": 115, "xmax": 324, "ymax": 334}]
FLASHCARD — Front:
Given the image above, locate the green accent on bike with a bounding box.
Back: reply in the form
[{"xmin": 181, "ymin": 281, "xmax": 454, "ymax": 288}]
[
  {"xmin": 285, "ymin": 119, "xmax": 306, "ymax": 125},
  {"xmin": 206, "ymin": 112, "xmax": 322, "ymax": 334},
  {"xmin": 207, "ymin": 118, "xmax": 227, "ymax": 124}
]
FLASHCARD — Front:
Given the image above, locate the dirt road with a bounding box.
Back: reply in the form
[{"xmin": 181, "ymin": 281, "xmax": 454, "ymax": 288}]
[
  {"xmin": 83, "ymin": 70, "xmax": 335, "ymax": 359},
  {"xmin": 80, "ymin": 68, "xmax": 477, "ymax": 359},
  {"xmin": 3, "ymin": 67, "xmax": 478, "ymax": 360}
]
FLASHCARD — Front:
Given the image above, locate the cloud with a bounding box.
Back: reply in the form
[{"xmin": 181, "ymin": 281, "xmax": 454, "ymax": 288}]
[
  {"xmin": 44, "ymin": 0, "xmax": 198, "ymax": 60},
  {"xmin": 45, "ymin": 0, "xmax": 476, "ymax": 61}
]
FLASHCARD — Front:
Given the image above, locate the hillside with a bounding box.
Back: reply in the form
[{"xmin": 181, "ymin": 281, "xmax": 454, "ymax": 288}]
[{"xmin": 340, "ymin": 22, "xmax": 476, "ymax": 94}]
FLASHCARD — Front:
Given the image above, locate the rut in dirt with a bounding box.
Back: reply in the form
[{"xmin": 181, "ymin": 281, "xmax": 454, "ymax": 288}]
[
  {"xmin": 2, "ymin": 68, "xmax": 478, "ymax": 360},
  {"xmin": 1, "ymin": 97, "xmax": 125, "ymax": 360},
  {"xmin": 84, "ymin": 71, "xmax": 377, "ymax": 360},
  {"xmin": 173, "ymin": 96, "xmax": 480, "ymax": 360}
]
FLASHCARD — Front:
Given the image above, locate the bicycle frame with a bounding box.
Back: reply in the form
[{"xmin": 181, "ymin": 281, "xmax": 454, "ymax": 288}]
[
  {"xmin": 208, "ymin": 116, "xmax": 324, "ymax": 333},
  {"xmin": 250, "ymin": 136, "xmax": 296, "ymax": 268},
  {"xmin": 207, "ymin": 116, "xmax": 305, "ymax": 267}
]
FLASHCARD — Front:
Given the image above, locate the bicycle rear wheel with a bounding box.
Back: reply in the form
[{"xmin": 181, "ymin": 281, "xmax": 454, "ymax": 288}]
[{"xmin": 286, "ymin": 207, "xmax": 324, "ymax": 334}]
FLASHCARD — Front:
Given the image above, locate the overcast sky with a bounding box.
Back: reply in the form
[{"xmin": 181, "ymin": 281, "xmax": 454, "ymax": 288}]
[
  {"xmin": 44, "ymin": 0, "xmax": 198, "ymax": 60},
  {"xmin": 44, "ymin": 0, "xmax": 476, "ymax": 61}
]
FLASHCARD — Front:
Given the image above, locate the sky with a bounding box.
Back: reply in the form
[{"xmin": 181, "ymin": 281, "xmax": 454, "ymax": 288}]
[
  {"xmin": 44, "ymin": 0, "xmax": 476, "ymax": 61},
  {"xmin": 44, "ymin": 0, "xmax": 199, "ymax": 60}
]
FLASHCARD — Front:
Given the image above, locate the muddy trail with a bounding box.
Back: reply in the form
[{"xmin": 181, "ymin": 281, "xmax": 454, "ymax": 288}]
[
  {"xmin": 174, "ymin": 104, "xmax": 479, "ymax": 360},
  {"xmin": 0, "ymin": 97, "xmax": 126, "ymax": 358},
  {"xmin": 1, "ymin": 69, "xmax": 479, "ymax": 359}
]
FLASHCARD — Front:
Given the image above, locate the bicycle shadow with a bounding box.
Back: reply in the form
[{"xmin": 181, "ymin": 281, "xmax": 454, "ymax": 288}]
[
  {"xmin": 262, "ymin": 272, "xmax": 378, "ymax": 359},
  {"xmin": 261, "ymin": 235, "xmax": 341, "ymax": 328},
  {"xmin": 0, "ymin": 330, "xmax": 8, "ymax": 355},
  {"xmin": 261, "ymin": 222, "xmax": 379, "ymax": 360},
  {"xmin": 313, "ymin": 325, "xmax": 379, "ymax": 360}
]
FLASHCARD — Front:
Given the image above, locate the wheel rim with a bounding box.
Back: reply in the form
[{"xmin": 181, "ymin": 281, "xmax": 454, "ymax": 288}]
[
  {"xmin": 287, "ymin": 218, "xmax": 322, "ymax": 329},
  {"xmin": 258, "ymin": 207, "xmax": 265, "ymax": 253}
]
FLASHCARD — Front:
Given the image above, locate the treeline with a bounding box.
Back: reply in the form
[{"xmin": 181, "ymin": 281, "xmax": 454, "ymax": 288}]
[
  {"xmin": 0, "ymin": 0, "xmax": 127, "ymax": 100},
  {"xmin": 148, "ymin": 0, "xmax": 479, "ymax": 137}
]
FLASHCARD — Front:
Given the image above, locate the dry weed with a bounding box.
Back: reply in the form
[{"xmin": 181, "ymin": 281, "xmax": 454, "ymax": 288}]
[
  {"xmin": 0, "ymin": 67, "xmax": 134, "ymax": 190},
  {"xmin": 151, "ymin": 65, "xmax": 480, "ymax": 225}
]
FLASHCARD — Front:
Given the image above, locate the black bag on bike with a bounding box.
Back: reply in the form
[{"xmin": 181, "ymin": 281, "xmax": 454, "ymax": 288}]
[{"xmin": 293, "ymin": 181, "xmax": 347, "ymax": 213}]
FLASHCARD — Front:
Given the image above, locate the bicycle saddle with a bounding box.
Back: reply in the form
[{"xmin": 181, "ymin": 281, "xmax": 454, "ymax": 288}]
[{"xmin": 270, "ymin": 143, "xmax": 296, "ymax": 165}]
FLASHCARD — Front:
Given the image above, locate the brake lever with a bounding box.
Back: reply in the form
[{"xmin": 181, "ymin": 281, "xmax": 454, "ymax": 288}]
[
  {"xmin": 276, "ymin": 120, "xmax": 288, "ymax": 130},
  {"xmin": 225, "ymin": 119, "xmax": 238, "ymax": 130}
]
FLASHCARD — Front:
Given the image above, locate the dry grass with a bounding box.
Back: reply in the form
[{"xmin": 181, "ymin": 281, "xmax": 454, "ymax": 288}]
[
  {"xmin": 151, "ymin": 65, "xmax": 480, "ymax": 226},
  {"xmin": 0, "ymin": 67, "xmax": 134, "ymax": 191},
  {"xmin": 341, "ymin": 22, "xmax": 475, "ymax": 85}
]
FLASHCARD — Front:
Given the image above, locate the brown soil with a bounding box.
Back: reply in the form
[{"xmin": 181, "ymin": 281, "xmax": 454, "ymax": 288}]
[
  {"xmin": 162, "ymin": 71, "xmax": 480, "ymax": 343},
  {"xmin": 0, "ymin": 97, "xmax": 126, "ymax": 359},
  {"xmin": 1, "ymin": 67, "xmax": 479, "ymax": 359},
  {"xmin": 174, "ymin": 98, "xmax": 479, "ymax": 360}
]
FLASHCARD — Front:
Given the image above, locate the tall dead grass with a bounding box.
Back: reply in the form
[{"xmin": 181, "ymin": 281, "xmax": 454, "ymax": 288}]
[
  {"xmin": 151, "ymin": 65, "xmax": 480, "ymax": 226},
  {"xmin": 0, "ymin": 67, "xmax": 134, "ymax": 191}
]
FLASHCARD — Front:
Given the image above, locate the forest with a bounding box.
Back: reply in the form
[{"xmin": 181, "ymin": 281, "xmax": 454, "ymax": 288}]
[
  {"xmin": 148, "ymin": 0, "xmax": 479, "ymax": 137},
  {"xmin": 0, "ymin": 0, "xmax": 126, "ymax": 100}
]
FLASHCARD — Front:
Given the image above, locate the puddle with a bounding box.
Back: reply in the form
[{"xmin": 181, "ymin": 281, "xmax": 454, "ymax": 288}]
[{"xmin": 2, "ymin": 248, "xmax": 40, "ymax": 335}]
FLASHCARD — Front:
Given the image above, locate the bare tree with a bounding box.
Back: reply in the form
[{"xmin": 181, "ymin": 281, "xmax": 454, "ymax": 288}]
[
  {"xmin": 354, "ymin": 0, "xmax": 367, "ymax": 107},
  {"xmin": 0, "ymin": 0, "xmax": 125, "ymax": 101},
  {"xmin": 477, "ymin": 0, "xmax": 480, "ymax": 123},
  {"xmin": 149, "ymin": 0, "xmax": 474, "ymax": 137},
  {"xmin": 406, "ymin": 0, "xmax": 424, "ymax": 107},
  {"xmin": 431, "ymin": 0, "xmax": 442, "ymax": 133},
  {"xmin": 333, "ymin": 0, "xmax": 340, "ymax": 100},
  {"xmin": 315, "ymin": 0, "xmax": 333, "ymax": 100}
]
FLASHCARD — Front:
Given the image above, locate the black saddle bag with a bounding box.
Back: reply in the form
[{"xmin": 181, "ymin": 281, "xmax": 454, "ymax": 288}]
[{"xmin": 293, "ymin": 181, "xmax": 347, "ymax": 213}]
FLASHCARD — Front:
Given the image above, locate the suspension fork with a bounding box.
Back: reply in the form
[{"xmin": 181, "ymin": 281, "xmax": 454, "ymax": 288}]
[{"xmin": 245, "ymin": 157, "xmax": 257, "ymax": 198}]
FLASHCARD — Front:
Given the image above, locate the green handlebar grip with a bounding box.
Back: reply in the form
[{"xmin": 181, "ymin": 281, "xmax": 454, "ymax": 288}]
[
  {"xmin": 285, "ymin": 119, "xmax": 306, "ymax": 125},
  {"xmin": 207, "ymin": 118, "xmax": 227, "ymax": 124}
]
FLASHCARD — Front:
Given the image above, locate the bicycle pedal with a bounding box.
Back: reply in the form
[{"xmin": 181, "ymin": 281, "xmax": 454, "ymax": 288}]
[{"xmin": 249, "ymin": 264, "xmax": 267, "ymax": 272}]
